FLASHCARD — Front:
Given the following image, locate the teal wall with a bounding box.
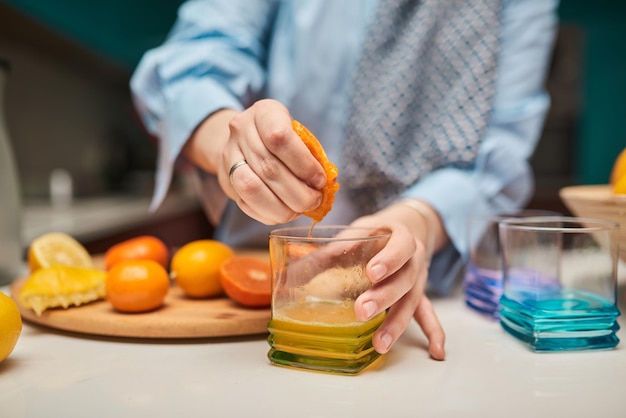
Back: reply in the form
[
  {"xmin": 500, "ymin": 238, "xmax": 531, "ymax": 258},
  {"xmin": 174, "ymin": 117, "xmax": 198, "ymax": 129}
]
[
  {"xmin": 3, "ymin": 0, "xmax": 184, "ymax": 70},
  {"xmin": 558, "ymin": 0, "xmax": 626, "ymax": 184}
]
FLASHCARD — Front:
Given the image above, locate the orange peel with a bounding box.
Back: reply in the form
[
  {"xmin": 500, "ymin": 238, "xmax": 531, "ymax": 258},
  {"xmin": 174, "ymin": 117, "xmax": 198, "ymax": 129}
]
[{"xmin": 292, "ymin": 120, "xmax": 340, "ymax": 222}]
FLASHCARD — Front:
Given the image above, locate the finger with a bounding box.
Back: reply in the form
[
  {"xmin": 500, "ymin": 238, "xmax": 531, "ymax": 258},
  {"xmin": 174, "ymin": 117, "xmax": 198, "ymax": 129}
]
[
  {"xmin": 254, "ymin": 109, "xmax": 327, "ymax": 189},
  {"xmin": 352, "ymin": 220, "xmax": 418, "ymax": 285},
  {"xmin": 414, "ymin": 297, "xmax": 446, "ymax": 361},
  {"xmin": 247, "ymin": 153, "xmax": 322, "ymax": 214},
  {"xmin": 236, "ymin": 195, "xmax": 298, "ymax": 225},
  {"xmin": 354, "ymin": 259, "xmax": 423, "ymax": 323},
  {"xmin": 229, "ymin": 160, "xmax": 297, "ymax": 224},
  {"xmin": 357, "ymin": 257, "xmax": 428, "ymax": 351},
  {"xmin": 368, "ymin": 283, "xmax": 423, "ymax": 354},
  {"xmin": 226, "ymin": 116, "xmax": 312, "ymax": 223},
  {"xmin": 234, "ymin": 112, "xmax": 322, "ymax": 214}
]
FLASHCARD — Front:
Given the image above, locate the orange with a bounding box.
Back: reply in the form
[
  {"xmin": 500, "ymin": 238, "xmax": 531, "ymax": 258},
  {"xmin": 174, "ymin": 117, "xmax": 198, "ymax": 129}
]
[
  {"xmin": 610, "ymin": 147, "xmax": 626, "ymax": 186},
  {"xmin": 219, "ymin": 256, "xmax": 271, "ymax": 308},
  {"xmin": 104, "ymin": 235, "xmax": 170, "ymax": 271},
  {"xmin": 27, "ymin": 232, "xmax": 93, "ymax": 273},
  {"xmin": 292, "ymin": 120, "xmax": 340, "ymax": 223},
  {"xmin": 105, "ymin": 259, "xmax": 170, "ymax": 313},
  {"xmin": 170, "ymin": 240, "xmax": 235, "ymax": 298}
]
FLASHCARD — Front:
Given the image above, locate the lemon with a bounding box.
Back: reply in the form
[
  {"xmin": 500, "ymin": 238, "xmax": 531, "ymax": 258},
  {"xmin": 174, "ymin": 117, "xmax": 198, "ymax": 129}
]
[
  {"xmin": 28, "ymin": 232, "xmax": 93, "ymax": 273},
  {"xmin": 0, "ymin": 292, "xmax": 22, "ymax": 363},
  {"xmin": 18, "ymin": 266, "xmax": 107, "ymax": 316}
]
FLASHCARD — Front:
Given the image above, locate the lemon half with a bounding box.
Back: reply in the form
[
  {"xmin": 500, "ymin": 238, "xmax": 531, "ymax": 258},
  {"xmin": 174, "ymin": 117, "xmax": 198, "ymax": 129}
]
[
  {"xmin": 18, "ymin": 266, "xmax": 106, "ymax": 316},
  {"xmin": 28, "ymin": 232, "xmax": 93, "ymax": 273}
]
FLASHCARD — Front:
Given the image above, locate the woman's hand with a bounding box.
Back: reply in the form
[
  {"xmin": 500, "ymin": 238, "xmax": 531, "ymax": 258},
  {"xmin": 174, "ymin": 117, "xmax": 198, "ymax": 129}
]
[
  {"xmin": 350, "ymin": 211, "xmax": 447, "ymax": 361},
  {"xmin": 223, "ymin": 100, "xmax": 328, "ymax": 224},
  {"xmin": 183, "ymin": 99, "xmax": 327, "ymax": 225}
]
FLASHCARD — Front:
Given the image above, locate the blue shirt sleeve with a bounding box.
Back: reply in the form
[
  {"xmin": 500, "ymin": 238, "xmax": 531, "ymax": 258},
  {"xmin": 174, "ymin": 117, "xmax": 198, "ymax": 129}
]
[{"xmin": 130, "ymin": 0, "xmax": 278, "ymax": 210}]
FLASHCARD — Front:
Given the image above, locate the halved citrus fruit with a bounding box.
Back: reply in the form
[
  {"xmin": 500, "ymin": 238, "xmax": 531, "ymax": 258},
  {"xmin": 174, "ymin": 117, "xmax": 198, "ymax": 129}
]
[
  {"xmin": 292, "ymin": 120, "xmax": 340, "ymax": 223},
  {"xmin": 18, "ymin": 265, "xmax": 107, "ymax": 316},
  {"xmin": 28, "ymin": 232, "xmax": 93, "ymax": 273},
  {"xmin": 219, "ymin": 256, "xmax": 271, "ymax": 308}
]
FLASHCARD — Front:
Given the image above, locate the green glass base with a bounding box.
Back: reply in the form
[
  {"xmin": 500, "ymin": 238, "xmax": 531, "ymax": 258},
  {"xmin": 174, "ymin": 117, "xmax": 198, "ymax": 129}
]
[
  {"xmin": 267, "ymin": 313, "xmax": 385, "ymax": 375},
  {"xmin": 268, "ymin": 348, "xmax": 382, "ymax": 375}
]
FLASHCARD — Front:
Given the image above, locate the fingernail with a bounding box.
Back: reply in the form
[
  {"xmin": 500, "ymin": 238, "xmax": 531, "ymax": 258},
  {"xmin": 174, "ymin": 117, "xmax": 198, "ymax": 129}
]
[
  {"xmin": 363, "ymin": 300, "xmax": 377, "ymax": 319},
  {"xmin": 311, "ymin": 173, "xmax": 326, "ymax": 189},
  {"xmin": 380, "ymin": 333, "xmax": 392, "ymax": 353},
  {"xmin": 370, "ymin": 264, "xmax": 387, "ymax": 282}
]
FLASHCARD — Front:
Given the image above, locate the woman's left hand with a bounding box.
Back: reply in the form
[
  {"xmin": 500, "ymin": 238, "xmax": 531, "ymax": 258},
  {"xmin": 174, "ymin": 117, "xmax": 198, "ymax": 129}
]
[{"xmin": 350, "ymin": 214, "xmax": 446, "ymax": 361}]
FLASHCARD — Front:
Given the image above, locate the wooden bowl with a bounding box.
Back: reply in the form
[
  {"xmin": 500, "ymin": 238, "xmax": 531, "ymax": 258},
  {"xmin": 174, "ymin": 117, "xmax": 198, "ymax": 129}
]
[{"xmin": 559, "ymin": 184, "xmax": 626, "ymax": 262}]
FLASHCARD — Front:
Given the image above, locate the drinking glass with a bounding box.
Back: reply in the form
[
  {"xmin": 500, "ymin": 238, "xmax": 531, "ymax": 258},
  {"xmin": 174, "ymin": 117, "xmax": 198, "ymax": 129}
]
[
  {"xmin": 498, "ymin": 216, "xmax": 620, "ymax": 352},
  {"xmin": 267, "ymin": 226, "xmax": 390, "ymax": 375},
  {"xmin": 463, "ymin": 209, "xmax": 558, "ymax": 319}
]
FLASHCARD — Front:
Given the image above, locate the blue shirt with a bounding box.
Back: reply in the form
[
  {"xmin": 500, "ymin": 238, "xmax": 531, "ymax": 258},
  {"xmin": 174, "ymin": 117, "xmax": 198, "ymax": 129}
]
[{"xmin": 130, "ymin": 0, "xmax": 559, "ymax": 294}]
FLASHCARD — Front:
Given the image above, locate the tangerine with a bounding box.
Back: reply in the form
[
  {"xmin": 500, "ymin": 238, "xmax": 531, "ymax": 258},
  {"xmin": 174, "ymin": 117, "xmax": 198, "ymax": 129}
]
[
  {"xmin": 105, "ymin": 259, "xmax": 170, "ymax": 313},
  {"xmin": 292, "ymin": 120, "xmax": 340, "ymax": 223},
  {"xmin": 219, "ymin": 256, "xmax": 271, "ymax": 308},
  {"xmin": 170, "ymin": 240, "xmax": 235, "ymax": 298},
  {"xmin": 104, "ymin": 235, "xmax": 169, "ymax": 271}
]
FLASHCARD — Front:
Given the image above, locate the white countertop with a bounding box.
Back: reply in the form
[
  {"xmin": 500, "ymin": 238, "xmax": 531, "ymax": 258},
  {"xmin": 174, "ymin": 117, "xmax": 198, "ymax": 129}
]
[{"xmin": 2, "ymin": 282, "xmax": 626, "ymax": 418}]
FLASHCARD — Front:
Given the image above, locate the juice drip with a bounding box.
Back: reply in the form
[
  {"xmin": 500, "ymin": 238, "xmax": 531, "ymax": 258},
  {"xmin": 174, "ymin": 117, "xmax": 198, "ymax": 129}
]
[{"xmin": 307, "ymin": 220, "xmax": 317, "ymax": 239}]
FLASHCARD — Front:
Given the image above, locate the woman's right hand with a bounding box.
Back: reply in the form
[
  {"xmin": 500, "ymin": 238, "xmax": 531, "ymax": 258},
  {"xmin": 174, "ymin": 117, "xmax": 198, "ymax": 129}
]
[{"xmin": 184, "ymin": 99, "xmax": 328, "ymax": 225}]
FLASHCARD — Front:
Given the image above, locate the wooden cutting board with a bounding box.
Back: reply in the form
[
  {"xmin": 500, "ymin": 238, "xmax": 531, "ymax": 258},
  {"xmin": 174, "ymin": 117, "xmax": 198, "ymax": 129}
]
[{"xmin": 10, "ymin": 250, "xmax": 271, "ymax": 339}]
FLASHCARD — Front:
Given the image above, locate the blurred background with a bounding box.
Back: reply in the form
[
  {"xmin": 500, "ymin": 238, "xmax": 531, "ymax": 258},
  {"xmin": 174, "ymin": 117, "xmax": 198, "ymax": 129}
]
[{"xmin": 0, "ymin": 0, "xmax": 624, "ymax": 250}]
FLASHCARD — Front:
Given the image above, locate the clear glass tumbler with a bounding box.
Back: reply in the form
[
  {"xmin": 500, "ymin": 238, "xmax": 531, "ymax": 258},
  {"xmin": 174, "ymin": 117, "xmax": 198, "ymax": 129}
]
[
  {"xmin": 267, "ymin": 226, "xmax": 390, "ymax": 375},
  {"xmin": 463, "ymin": 209, "xmax": 559, "ymax": 319},
  {"xmin": 498, "ymin": 216, "xmax": 620, "ymax": 352}
]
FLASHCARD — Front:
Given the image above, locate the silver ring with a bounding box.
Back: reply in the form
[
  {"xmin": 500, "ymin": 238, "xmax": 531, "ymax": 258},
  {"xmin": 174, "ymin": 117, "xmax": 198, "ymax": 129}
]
[{"xmin": 228, "ymin": 160, "xmax": 248, "ymax": 184}]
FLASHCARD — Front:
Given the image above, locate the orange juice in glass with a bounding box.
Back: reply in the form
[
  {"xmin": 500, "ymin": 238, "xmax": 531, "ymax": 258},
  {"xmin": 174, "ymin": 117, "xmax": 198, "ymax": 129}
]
[{"xmin": 267, "ymin": 226, "xmax": 390, "ymax": 375}]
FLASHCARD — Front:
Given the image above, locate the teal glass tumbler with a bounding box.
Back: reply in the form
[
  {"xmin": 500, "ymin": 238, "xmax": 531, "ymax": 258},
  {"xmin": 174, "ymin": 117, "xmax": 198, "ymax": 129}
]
[{"xmin": 498, "ymin": 216, "xmax": 620, "ymax": 352}]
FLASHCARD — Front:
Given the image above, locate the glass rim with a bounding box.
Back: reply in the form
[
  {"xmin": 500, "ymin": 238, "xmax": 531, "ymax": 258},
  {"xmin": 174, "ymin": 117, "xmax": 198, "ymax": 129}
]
[
  {"xmin": 269, "ymin": 225, "xmax": 391, "ymax": 242},
  {"xmin": 498, "ymin": 216, "xmax": 619, "ymax": 232}
]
